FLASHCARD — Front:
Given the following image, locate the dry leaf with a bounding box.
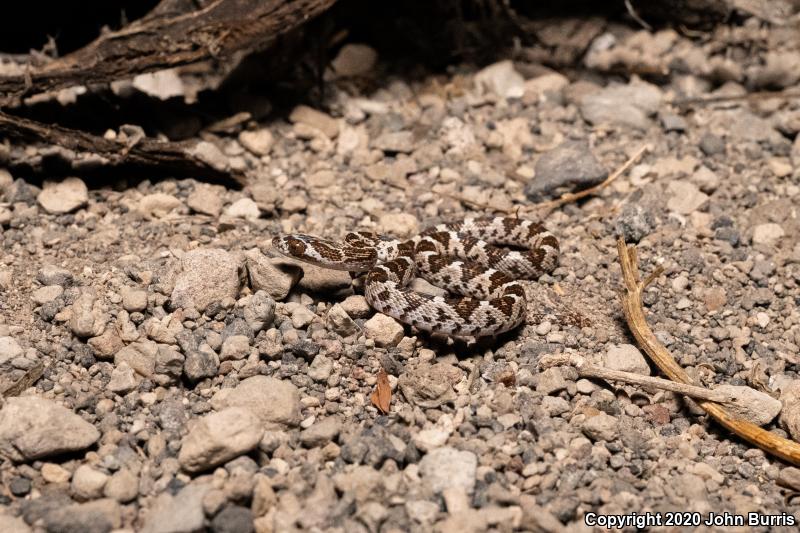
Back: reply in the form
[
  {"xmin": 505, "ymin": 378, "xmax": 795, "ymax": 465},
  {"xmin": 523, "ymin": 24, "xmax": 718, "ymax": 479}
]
[{"xmin": 371, "ymin": 367, "xmax": 391, "ymax": 414}]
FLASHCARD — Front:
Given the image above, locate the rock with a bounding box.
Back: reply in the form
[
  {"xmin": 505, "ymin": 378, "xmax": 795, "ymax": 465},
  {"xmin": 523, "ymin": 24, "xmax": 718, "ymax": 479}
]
[
  {"xmin": 189, "ymin": 141, "xmax": 228, "ymax": 171},
  {"xmin": 666, "ymin": 180, "xmax": 708, "ymax": 214},
  {"xmin": 32, "ymin": 285, "xmax": 64, "ymax": 305},
  {"xmin": 88, "ymin": 328, "xmax": 124, "ymax": 360},
  {"xmin": 326, "ymin": 303, "xmax": 358, "ymax": 336},
  {"xmin": 212, "ymin": 505, "xmax": 254, "ymax": 533},
  {"xmin": 524, "ymin": 140, "xmax": 607, "ymax": 200},
  {"xmin": 372, "ymin": 131, "xmax": 415, "ymax": 153},
  {"xmin": 0, "ymin": 515, "xmax": 31, "ymax": 533},
  {"xmin": 0, "ymin": 396, "xmax": 100, "ymax": 461},
  {"xmin": 752, "ymin": 223, "xmax": 784, "ymax": 245},
  {"xmin": 121, "ymin": 286, "xmax": 148, "ymax": 313},
  {"xmin": 419, "ymin": 447, "xmax": 477, "ymax": 495},
  {"xmin": 187, "ymin": 183, "xmax": 225, "ymax": 217},
  {"xmin": 537, "ymin": 367, "xmax": 568, "ymax": 395},
  {"xmin": 377, "ymin": 213, "xmax": 419, "ymax": 238},
  {"xmin": 115, "ymin": 340, "xmax": 158, "ymax": 377},
  {"xmin": 245, "ymin": 250, "xmax": 302, "ymax": 301},
  {"xmin": 37, "ymin": 177, "xmax": 88, "ymax": 214},
  {"xmin": 294, "ymin": 262, "xmax": 352, "ymax": 295},
  {"xmin": 714, "ymin": 385, "xmax": 782, "ymax": 426},
  {"xmin": 183, "ymin": 347, "xmax": 220, "ymax": 382},
  {"xmin": 107, "ymin": 361, "xmax": 139, "ymax": 393},
  {"xmin": 300, "ymin": 416, "xmax": 342, "ymax": 447},
  {"xmin": 243, "ymin": 291, "xmax": 275, "ymax": 332},
  {"xmin": 398, "ymin": 363, "xmax": 461, "ymax": 408},
  {"xmin": 307, "ymin": 354, "xmax": 334, "ymax": 382},
  {"xmin": 474, "ymin": 60, "xmax": 524, "ymax": 99},
  {"xmin": 179, "ymin": 407, "xmax": 264, "ymax": 473},
  {"xmin": 69, "ymin": 288, "xmax": 106, "ymax": 338},
  {"xmin": 749, "ymin": 51, "xmax": 800, "ymax": 89},
  {"xmin": 306, "ymin": 169, "xmax": 337, "ymax": 188},
  {"xmin": 778, "ymin": 467, "xmax": 800, "ymax": 492},
  {"xmin": 363, "ymin": 314, "xmax": 404, "ymax": 347},
  {"xmin": 220, "ymin": 335, "xmax": 250, "ymax": 361},
  {"xmin": 580, "ymin": 82, "xmax": 662, "ymax": 130},
  {"xmin": 615, "ymin": 204, "xmax": 655, "ymax": 243},
  {"xmin": 0, "ymin": 336, "xmax": 23, "ymax": 365},
  {"xmin": 71, "ymin": 464, "xmax": 109, "ymax": 500},
  {"xmin": 37, "ymin": 264, "xmax": 73, "ymax": 286},
  {"xmin": 582, "ymin": 412, "xmax": 619, "ymax": 441},
  {"xmin": 104, "ymin": 468, "xmax": 138, "ymax": 503},
  {"xmin": 224, "ymin": 198, "xmax": 261, "ymax": 220},
  {"xmin": 289, "ymin": 105, "xmax": 339, "ymax": 139},
  {"xmin": 43, "ymin": 499, "xmax": 121, "ymax": 533},
  {"xmin": 239, "ymin": 129, "xmax": 274, "ymax": 156},
  {"xmin": 330, "ymin": 43, "xmax": 378, "ymax": 77},
  {"xmin": 341, "ymin": 295, "xmax": 371, "ymax": 318},
  {"xmin": 138, "ymin": 193, "xmax": 182, "ymax": 219},
  {"xmin": 210, "ymin": 375, "xmax": 301, "ymax": 429},
  {"xmin": 603, "ymin": 344, "xmax": 650, "ymax": 375},
  {"xmin": 699, "ymin": 133, "xmax": 726, "ymax": 155},
  {"xmin": 523, "ymin": 72, "xmax": 569, "ymax": 104},
  {"xmin": 171, "ymin": 248, "xmax": 243, "ymax": 313},
  {"xmin": 41, "ymin": 463, "xmax": 71, "ymax": 484},
  {"xmin": 141, "ymin": 483, "xmax": 211, "ymax": 533},
  {"xmin": 251, "ymin": 474, "xmax": 277, "ymax": 517}
]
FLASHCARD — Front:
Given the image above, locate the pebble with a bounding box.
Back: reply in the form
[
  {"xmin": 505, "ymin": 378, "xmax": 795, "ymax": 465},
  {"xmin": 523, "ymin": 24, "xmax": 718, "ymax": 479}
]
[
  {"xmin": 187, "ymin": 184, "xmax": 225, "ymax": 217},
  {"xmin": 69, "ymin": 288, "xmax": 105, "ymax": 338},
  {"xmin": 474, "ymin": 60, "xmax": 525, "ymax": 99},
  {"xmin": 121, "ymin": 286, "xmax": 148, "ymax": 312},
  {"xmin": 115, "ymin": 340, "xmax": 158, "ymax": 378},
  {"xmin": 398, "ymin": 363, "xmax": 459, "ymax": 408},
  {"xmin": 372, "ymin": 131, "xmax": 415, "ymax": 153},
  {"xmin": 363, "ymin": 313, "xmax": 405, "ymax": 347},
  {"xmin": 377, "ymin": 213, "xmax": 419, "ymax": 238},
  {"xmin": 330, "ymin": 43, "xmax": 378, "ymax": 77},
  {"xmin": 300, "ymin": 416, "xmax": 343, "ymax": 447},
  {"xmin": 43, "ymin": 499, "xmax": 121, "ymax": 533},
  {"xmin": 244, "ymin": 251, "xmax": 302, "ymax": 301},
  {"xmin": 0, "ymin": 396, "xmax": 100, "ymax": 461},
  {"xmin": 107, "ymin": 361, "xmax": 139, "ymax": 393},
  {"xmin": 71, "ymin": 465, "xmax": 109, "ymax": 500},
  {"xmin": 580, "ymin": 82, "xmax": 662, "ymax": 129},
  {"xmin": 340, "ymin": 295, "xmax": 371, "ymax": 318},
  {"xmin": 170, "ymin": 248, "xmax": 243, "ymax": 313},
  {"xmin": 525, "ymin": 140, "xmax": 607, "ymax": 200},
  {"xmin": 37, "ymin": 264, "xmax": 73, "ymax": 286},
  {"xmin": 615, "ymin": 203, "xmax": 655, "ymax": 242},
  {"xmin": 667, "ymin": 180, "xmax": 709, "ymax": 214},
  {"xmin": 289, "ymin": 105, "xmax": 339, "ymax": 139},
  {"xmin": 239, "ymin": 128, "xmax": 274, "ymax": 155},
  {"xmin": 32, "ymin": 285, "xmax": 64, "ymax": 305},
  {"xmin": 699, "ymin": 132, "xmax": 726, "ymax": 155},
  {"xmin": 752, "ymin": 223, "xmax": 784, "ymax": 245},
  {"xmin": 714, "ymin": 385, "xmax": 782, "ymax": 426},
  {"xmin": 210, "ymin": 375, "xmax": 301, "ymax": 429},
  {"xmin": 37, "ymin": 177, "xmax": 88, "ymax": 214},
  {"xmin": 0, "ymin": 335, "xmax": 23, "ymax": 364},
  {"xmin": 582, "ymin": 412, "xmax": 619, "ymax": 441},
  {"xmin": 603, "ymin": 344, "xmax": 650, "ymax": 375},
  {"xmin": 536, "ymin": 367, "xmax": 568, "ymax": 395},
  {"xmin": 523, "ymin": 72, "xmax": 569, "ymax": 103},
  {"xmin": 189, "ymin": 141, "xmax": 229, "ymax": 171},
  {"xmin": 325, "ymin": 303, "xmax": 359, "ymax": 336},
  {"xmin": 419, "ymin": 447, "xmax": 478, "ymax": 495},
  {"xmin": 179, "ymin": 407, "xmax": 264, "ymax": 473},
  {"xmin": 211, "ymin": 505, "xmax": 254, "ymax": 533},
  {"xmin": 41, "ymin": 463, "xmax": 72, "ymax": 484},
  {"xmin": 242, "ymin": 291, "xmax": 275, "ymax": 332},
  {"xmin": 224, "ymin": 198, "xmax": 261, "ymax": 220},
  {"xmin": 140, "ymin": 483, "xmax": 210, "ymax": 533},
  {"xmin": 220, "ymin": 335, "xmax": 251, "ymax": 361},
  {"xmin": 183, "ymin": 347, "xmax": 220, "ymax": 382},
  {"xmin": 305, "ymin": 169, "xmax": 337, "ymax": 188},
  {"xmin": 0, "ymin": 515, "xmax": 31, "ymax": 533},
  {"xmin": 104, "ymin": 468, "xmax": 139, "ymax": 503},
  {"xmin": 138, "ymin": 193, "xmax": 182, "ymax": 220},
  {"xmin": 307, "ymin": 354, "xmax": 334, "ymax": 382}
]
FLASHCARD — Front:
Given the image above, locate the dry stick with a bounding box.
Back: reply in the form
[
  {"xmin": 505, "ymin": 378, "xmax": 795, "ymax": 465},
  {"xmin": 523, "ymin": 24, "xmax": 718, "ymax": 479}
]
[
  {"xmin": 672, "ymin": 89, "xmax": 800, "ymax": 108},
  {"xmin": 539, "ymin": 353, "xmax": 734, "ymax": 404},
  {"xmin": 616, "ymin": 238, "xmax": 800, "ymax": 466}
]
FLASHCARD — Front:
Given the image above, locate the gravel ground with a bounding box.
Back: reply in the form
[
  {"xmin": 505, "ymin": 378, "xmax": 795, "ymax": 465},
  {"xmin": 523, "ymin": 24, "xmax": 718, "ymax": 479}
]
[{"xmin": 2, "ymin": 13, "xmax": 800, "ymax": 533}]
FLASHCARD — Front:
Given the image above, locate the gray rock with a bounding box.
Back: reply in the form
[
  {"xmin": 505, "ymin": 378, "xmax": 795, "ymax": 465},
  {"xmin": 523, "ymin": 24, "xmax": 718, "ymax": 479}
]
[
  {"xmin": 179, "ymin": 407, "xmax": 264, "ymax": 473},
  {"xmin": 183, "ymin": 347, "xmax": 220, "ymax": 382},
  {"xmin": 307, "ymin": 354, "xmax": 334, "ymax": 382},
  {"xmin": 300, "ymin": 416, "xmax": 342, "ymax": 447},
  {"xmin": 155, "ymin": 345, "xmax": 185, "ymax": 380},
  {"xmin": 603, "ymin": 344, "xmax": 650, "ymax": 375},
  {"xmin": 372, "ymin": 131, "xmax": 414, "ymax": 153},
  {"xmin": 211, "ymin": 505, "xmax": 254, "ymax": 533},
  {"xmin": 141, "ymin": 483, "xmax": 211, "ymax": 533},
  {"xmin": 0, "ymin": 396, "xmax": 100, "ymax": 461},
  {"xmin": 37, "ymin": 177, "xmax": 88, "ymax": 214},
  {"xmin": 243, "ymin": 291, "xmax": 275, "ymax": 332},
  {"xmin": 582, "ymin": 412, "xmax": 619, "ymax": 441},
  {"xmin": 69, "ymin": 288, "xmax": 106, "ymax": 338},
  {"xmin": 615, "ymin": 203, "xmax": 655, "ymax": 243},
  {"xmin": 114, "ymin": 340, "xmax": 158, "ymax": 378},
  {"xmin": 419, "ymin": 447, "xmax": 477, "ymax": 495},
  {"xmin": 210, "ymin": 375, "xmax": 301, "ymax": 429},
  {"xmin": 524, "ymin": 140, "xmax": 607, "ymax": 201},
  {"xmin": 43, "ymin": 499, "xmax": 121, "ymax": 533},
  {"xmin": 244, "ymin": 250, "xmax": 302, "ymax": 301},
  {"xmin": 0, "ymin": 336, "xmax": 23, "ymax": 365},
  {"xmin": 699, "ymin": 132, "xmax": 725, "ymax": 155},
  {"xmin": 170, "ymin": 248, "xmax": 243, "ymax": 313},
  {"xmin": 187, "ymin": 184, "xmax": 225, "ymax": 217},
  {"xmin": 37, "ymin": 264, "xmax": 73, "ymax": 287},
  {"xmin": 580, "ymin": 82, "xmax": 662, "ymax": 130},
  {"xmin": 326, "ymin": 303, "xmax": 359, "ymax": 336},
  {"xmin": 537, "ymin": 367, "xmax": 568, "ymax": 395},
  {"xmin": 715, "ymin": 385, "xmax": 782, "ymax": 426}
]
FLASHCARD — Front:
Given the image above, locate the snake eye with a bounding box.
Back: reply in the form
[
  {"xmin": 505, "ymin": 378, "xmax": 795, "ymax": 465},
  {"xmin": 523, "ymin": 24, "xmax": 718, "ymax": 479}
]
[{"xmin": 288, "ymin": 239, "xmax": 305, "ymax": 255}]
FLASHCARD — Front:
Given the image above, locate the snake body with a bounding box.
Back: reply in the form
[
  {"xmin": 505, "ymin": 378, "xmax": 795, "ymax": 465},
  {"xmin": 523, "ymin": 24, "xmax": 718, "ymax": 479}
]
[{"xmin": 273, "ymin": 217, "xmax": 559, "ymax": 337}]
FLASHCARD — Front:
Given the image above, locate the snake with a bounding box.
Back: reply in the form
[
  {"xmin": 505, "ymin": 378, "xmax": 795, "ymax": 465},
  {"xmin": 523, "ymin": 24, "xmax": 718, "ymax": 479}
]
[{"xmin": 272, "ymin": 217, "xmax": 559, "ymax": 337}]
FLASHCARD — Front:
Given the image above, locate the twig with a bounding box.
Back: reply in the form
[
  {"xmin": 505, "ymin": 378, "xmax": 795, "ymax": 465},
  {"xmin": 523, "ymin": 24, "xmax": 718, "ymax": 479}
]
[
  {"xmin": 672, "ymin": 89, "xmax": 800, "ymax": 108},
  {"xmin": 616, "ymin": 238, "xmax": 800, "ymax": 466},
  {"xmin": 523, "ymin": 144, "xmax": 649, "ymax": 214},
  {"xmin": 624, "ymin": 0, "xmax": 653, "ymax": 31},
  {"xmin": 2, "ymin": 360, "xmax": 44, "ymax": 398},
  {"xmin": 539, "ymin": 353, "xmax": 735, "ymax": 404}
]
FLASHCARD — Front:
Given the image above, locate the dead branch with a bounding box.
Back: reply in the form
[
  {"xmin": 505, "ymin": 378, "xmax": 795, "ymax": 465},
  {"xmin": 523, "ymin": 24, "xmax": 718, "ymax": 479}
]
[
  {"xmin": 0, "ymin": 111, "xmax": 245, "ymax": 186},
  {"xmin": 539, "ymin": 353, "xmax": 735, "ymax": 404},
  {"xmin": 0, "ymin": 0, "xmax": 337, "ymax": 103},
  {"xmin": 617, "ymin": 238, "xmax": 800, "ymax": 466}
]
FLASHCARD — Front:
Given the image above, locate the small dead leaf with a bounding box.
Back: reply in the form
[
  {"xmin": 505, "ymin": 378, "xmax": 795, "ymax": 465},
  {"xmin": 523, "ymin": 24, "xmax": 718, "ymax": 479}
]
[
  {"xmin": 553, "ymin": 283, "xmax": 565, "ymax": 296},
  {"xmin": 371, "ymin": 367, "xmax": 391, "ymax": 414}
]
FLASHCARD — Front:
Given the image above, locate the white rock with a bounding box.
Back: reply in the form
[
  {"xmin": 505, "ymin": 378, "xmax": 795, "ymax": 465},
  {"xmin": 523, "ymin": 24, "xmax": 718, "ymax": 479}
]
[
  {"xmin": 31, "ymin": 285, "xmax": 63, "ymax": 306},
  {"xmin": 308, "ymin": 354, "xmax": 334, "ymax": 382},
  {"xmin": 752, "ymin": 223, "xmax": 784, "ymax": 245},
  {"xmin": 138, "ymin": 193, "xmax": 182, "ymax": 220},
  {"xmin": 224, "ymin": 198, "xmax": 261, "ymax": 220},
  {"xmin": 140, "ymin": 483, "xmax": 210, "ymax": 533},
  {"xmin": 715, "ymin": 384, "xmax": 782, "ymax": 426},
  {"xmin": 132, "ymin": 69, "xmax": 185, "ymax": 100},
  {"xmin": 580, "ymin": 82, "xmax": 662, "ymax": 130},
  {"xmin": 107, "ymin": 361, "xmax": 140, "ymax": 394},
  {"xmin": 363, "ymin": 314, "xmax": 404, "ymax": 347},
  {"xmin": 170, "ymin": 248, "xmax": 243, "ymax": 313},
  {"xmin": 210, "ymin": 375, "xmax": 301, "ymax": 429},
  {"xmin": 37, "ymin": 177, "xmax": 88, "ymax": 214},
  {"xmin": 0, "ymin": 336, "xmax": 23, "ymax": 365},
  {"xmin": 667, "ymin": 180, "xmax": 708, "ymax": 214},
  {"xmin": 220, "ymin": 335, "xmax": 250, "ymax": 361},
  {"xmin": 378, "ymin": 213, "xmax": 419, "ymax": 238},
  {"xmin": 603, "ymin": 344, "xmax": 650, "ymax": 376},
  {"xmin": 178, "ymin": 407, "xmax": 264, "ymax": 473},
  {"xmin": 187, "ymin": 184, "xmax": 225, "ymax": 217},
  {"xmin": 474, "ymin": 60, "xmax": 524, "ymax": 99},
  {"xmin": 244, "ymin": 250, "xmax": 302, "ymax": 301},
  {"xmin": 71, "ymin": 464, "xmax": 109, "ymax": 500},
  {"xmin": 419, "ymin": 447, "xmax": 477, "ymax": 495},
  {"xmin": 289, "ymin": 105, "xmax": 339, "ymax": 139},
  {"xmin": 189, "ymin": 141, "xmax": 228, "ymax": 171},
  {"xmin": 239, "ymin": 128, "xmax": 274, "ymax": 155}
]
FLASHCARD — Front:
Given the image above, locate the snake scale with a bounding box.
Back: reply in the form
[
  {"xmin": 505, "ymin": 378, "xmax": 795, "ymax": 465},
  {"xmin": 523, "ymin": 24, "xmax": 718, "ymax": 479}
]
[{"xmin": 273, "ymin": 217, "xmax": 559, "ymax": 337}]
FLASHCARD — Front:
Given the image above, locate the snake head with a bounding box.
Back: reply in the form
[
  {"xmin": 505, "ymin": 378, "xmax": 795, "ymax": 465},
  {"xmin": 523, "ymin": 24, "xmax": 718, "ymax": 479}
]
[{"xmin": 272, "ymin": 235, "xmax": 308, "ymax": 258}]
